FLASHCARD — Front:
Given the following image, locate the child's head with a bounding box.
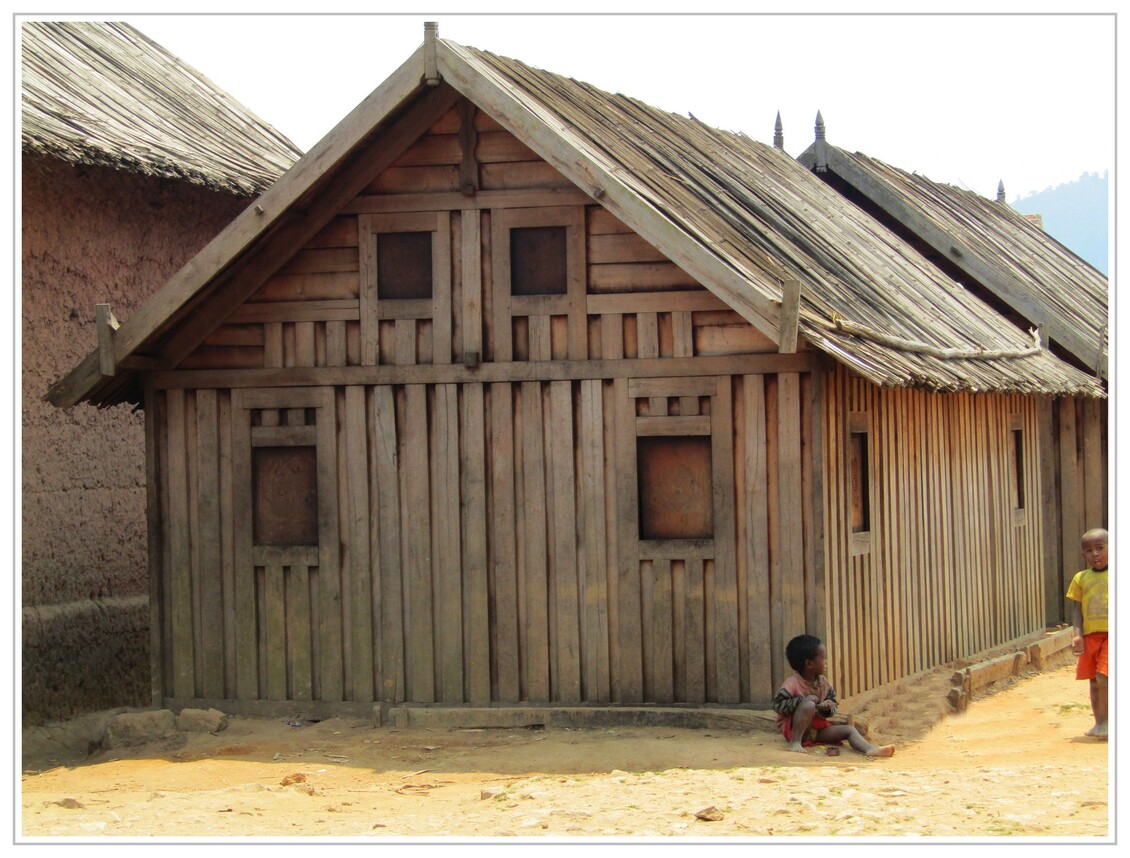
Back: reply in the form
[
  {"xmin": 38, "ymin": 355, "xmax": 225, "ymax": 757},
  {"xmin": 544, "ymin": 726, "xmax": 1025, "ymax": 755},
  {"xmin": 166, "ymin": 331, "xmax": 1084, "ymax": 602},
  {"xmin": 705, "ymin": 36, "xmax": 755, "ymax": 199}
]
[
  {"xmin": 1081, "ymin": 528, "xmax": 1108, "ymax": 571},
  {"xmin": 785, "ymin": 634, "xmax": 827, "ymax": 678}
]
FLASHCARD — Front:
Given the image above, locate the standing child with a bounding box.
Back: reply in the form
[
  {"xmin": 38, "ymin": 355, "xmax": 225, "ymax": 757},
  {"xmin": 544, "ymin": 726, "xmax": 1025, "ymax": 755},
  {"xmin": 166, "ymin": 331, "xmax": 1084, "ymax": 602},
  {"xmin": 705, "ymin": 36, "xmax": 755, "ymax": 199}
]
[
  {"xmin": 772, "ymin": 633, "xmax": 895, "ymax": 756},
  {"xmin": 1067, "ymin": 527, "xmax": 1109, "ymax": 739}
]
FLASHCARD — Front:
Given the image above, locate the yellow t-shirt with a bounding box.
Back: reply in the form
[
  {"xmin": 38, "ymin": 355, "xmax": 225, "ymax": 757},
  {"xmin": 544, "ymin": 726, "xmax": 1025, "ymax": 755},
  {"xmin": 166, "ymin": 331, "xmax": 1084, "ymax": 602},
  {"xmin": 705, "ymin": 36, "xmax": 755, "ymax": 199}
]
[{"xmin": 1066, "ymin": 567, "xmax": 1109, "ymax": 635}]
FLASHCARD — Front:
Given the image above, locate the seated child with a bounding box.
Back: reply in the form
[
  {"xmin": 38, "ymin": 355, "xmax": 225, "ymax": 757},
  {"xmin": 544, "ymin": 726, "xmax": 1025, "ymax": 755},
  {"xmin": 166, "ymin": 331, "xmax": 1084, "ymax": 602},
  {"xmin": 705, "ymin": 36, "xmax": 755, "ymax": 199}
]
[{"xmin": 772, "ymin": 633, "xmax": 895, "ymax": 757}]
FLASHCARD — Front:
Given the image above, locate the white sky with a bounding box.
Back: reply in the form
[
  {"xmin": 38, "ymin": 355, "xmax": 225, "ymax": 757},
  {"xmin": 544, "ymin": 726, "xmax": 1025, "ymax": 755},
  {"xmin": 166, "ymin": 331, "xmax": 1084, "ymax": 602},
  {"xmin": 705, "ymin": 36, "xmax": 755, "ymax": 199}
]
[{"xmin": 108, "ymin": 8, "xmax": 1118, "ymax": 203}]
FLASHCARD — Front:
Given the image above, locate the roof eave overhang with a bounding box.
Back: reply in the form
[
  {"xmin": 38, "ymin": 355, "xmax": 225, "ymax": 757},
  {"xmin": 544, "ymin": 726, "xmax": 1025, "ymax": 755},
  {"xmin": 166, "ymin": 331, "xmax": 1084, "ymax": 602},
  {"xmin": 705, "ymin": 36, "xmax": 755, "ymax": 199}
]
[
  {"xmin": 47, "ymin": 42, "xmax": 434, "ymax": 409},
  {"xmin": 801, "ymin": 143, "xmax": 1107, "ymax": 381}
]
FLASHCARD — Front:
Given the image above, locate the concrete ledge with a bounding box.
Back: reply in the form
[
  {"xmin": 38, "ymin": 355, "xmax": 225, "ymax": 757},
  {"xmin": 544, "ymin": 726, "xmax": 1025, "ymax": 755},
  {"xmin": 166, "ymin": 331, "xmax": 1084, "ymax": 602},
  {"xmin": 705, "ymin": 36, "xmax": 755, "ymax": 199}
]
[{"xmin": 384, "ymin": 704, "xmax": 777, "ymax": 732}]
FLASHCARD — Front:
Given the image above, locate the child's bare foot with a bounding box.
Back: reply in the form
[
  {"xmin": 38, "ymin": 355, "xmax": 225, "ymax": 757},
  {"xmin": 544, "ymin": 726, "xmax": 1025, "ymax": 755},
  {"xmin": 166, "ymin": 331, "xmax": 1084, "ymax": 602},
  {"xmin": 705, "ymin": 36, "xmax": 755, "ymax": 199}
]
[
  {"xmin": 786, "ymin": 742, "xmax": 807, "ymax": 753},
  {"xmin": 866, "ymin": 744, "xmax": 895, "ymax": 757},
  {"xmin": 1089, "ymin": 723, "xmax": 1108, "ymax": 739}
]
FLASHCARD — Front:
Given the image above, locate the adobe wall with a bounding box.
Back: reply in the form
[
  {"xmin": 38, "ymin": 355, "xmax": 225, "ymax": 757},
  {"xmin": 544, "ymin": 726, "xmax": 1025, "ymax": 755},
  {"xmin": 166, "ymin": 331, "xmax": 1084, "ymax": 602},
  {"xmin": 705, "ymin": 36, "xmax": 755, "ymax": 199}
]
[{"xmin": 22, "ymin": 155, "xmax": 249, "ymax": 723}]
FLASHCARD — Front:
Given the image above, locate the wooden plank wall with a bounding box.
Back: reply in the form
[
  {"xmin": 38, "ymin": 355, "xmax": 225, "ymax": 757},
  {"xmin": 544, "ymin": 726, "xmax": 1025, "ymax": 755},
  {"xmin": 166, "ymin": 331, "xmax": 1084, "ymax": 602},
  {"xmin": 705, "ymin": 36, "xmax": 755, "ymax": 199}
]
[
  {"xmin": 153, "ymin": 100, "xmax": 818, "ymax": 708},
  {"xmin": 1050, "ymin": 395, "xmax": 1108, "ymax": 623},
  {"xmin": 154, "ymin": 370, "xmax": 816, "ymax": 706},
  {"xmin": 823, "ymin": 364, "xmax": 1047, "ymax": 699}
]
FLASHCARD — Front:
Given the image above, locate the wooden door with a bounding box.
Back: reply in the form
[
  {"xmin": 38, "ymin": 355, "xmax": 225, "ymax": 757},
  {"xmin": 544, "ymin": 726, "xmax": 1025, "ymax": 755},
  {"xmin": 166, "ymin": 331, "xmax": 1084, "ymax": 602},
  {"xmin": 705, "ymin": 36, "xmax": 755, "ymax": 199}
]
[{"xmin": 616, "ymin": 376, "xmax": 739, "ymax": 705}]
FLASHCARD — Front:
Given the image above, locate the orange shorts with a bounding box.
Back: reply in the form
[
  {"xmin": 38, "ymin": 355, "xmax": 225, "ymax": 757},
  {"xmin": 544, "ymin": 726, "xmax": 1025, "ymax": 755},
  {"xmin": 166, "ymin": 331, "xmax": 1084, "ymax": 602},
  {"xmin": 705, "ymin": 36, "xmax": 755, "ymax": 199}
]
[{"xmin": 1076, "ymin": 632, "xmax": 1108, "ymax": 680}]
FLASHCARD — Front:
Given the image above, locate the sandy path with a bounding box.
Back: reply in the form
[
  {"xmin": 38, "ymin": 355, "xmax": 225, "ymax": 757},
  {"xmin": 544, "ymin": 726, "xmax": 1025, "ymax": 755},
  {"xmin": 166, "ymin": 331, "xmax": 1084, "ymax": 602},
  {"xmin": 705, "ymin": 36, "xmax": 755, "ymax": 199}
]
[{"xmin": 20, "ymin": 663, "xmax": 1110, "ymax": 839}]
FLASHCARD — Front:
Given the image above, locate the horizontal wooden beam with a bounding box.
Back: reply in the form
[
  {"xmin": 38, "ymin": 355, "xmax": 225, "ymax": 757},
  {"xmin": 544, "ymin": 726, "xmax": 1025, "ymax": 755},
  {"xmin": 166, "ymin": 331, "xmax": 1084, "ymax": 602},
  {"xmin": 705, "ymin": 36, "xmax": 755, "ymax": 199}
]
[
  {"xmin": 153, "ymin": 352, "xmax": 824, "ymax": 391},
  {"xmin": 344, "ymin": 187, "xmax": 594, "ymax": 214}
]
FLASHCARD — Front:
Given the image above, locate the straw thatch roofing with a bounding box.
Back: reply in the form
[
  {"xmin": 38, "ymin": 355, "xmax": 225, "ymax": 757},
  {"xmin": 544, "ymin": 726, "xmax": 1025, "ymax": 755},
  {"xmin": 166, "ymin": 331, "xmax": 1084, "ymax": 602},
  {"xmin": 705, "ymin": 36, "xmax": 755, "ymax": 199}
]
[
  {"xmin": 47, "ymin": 30, "xmax": 1105, "ymax": 409},
  {"xmin": 458, "ymin": 44, "xmax": 1101, "ymax": 397},
  {"xmin": 798, "ymin": 141, "xmax": 1108, "ymax": 380},
  {"xmin": 21, "ymin": 20, "xmax": 302, "ymax": 196}
]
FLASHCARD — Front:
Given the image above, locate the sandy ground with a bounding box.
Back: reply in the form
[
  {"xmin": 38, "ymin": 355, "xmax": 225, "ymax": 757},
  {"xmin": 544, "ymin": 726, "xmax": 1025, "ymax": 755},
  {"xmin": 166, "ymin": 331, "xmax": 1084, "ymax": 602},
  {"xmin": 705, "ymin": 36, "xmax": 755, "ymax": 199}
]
[{"xmin": 19, "ymin": 660, "xmax": 1110, "ymax": 841}]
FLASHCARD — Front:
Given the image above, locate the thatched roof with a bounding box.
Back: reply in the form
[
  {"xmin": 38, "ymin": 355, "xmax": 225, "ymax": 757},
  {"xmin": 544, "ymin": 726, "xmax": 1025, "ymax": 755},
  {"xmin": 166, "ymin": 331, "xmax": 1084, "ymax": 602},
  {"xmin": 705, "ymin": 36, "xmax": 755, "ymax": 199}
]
[
  {"xmin": 21, "ymin": 20, "xmax": 302, "ymax": 196},
  {"xmin": 798, "ymin": 141, "xmax": 1108, "ymax": 380},
  {"xmin": 458, "ymin": 45, "xmax": 1102, "ymax": 397},
  {"xmin": 47, "ymin": 30, "xmax": 1105, "ymax": 409}
]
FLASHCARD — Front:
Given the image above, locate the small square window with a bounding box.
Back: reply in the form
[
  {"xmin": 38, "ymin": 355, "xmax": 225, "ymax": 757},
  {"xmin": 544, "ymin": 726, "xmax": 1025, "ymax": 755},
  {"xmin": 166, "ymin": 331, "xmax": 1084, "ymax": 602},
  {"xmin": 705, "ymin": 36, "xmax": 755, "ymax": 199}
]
[
  {"xmin": 510, "ymin": 226, "xmax": 567, "ymax": 296},
  {"xmin": 253, "ymin": 446, "xmax": 318, "ymax": 546},
  {"xmin": 378, "ymin": 231, "xmax": 433, "ymax": 299},
  {"xmin": 637, "ymin": 435, "xmax": 714, "ymax": 539}
]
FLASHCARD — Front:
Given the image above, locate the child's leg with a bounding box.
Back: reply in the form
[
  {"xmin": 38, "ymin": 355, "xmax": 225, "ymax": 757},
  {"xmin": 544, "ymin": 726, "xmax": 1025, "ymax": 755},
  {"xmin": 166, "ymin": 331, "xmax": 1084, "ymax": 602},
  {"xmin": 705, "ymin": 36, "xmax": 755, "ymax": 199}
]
[
  {"xmin": 815, "ymin": 724, "xmax": 895, "ymax": 757},
  {"xmin": 787, "ymin": 699, "xmax": 817, "ymax": 752},
  {"xmin": 1088, "ymin": 673, "xmax": 1108, "ymax": 737}
]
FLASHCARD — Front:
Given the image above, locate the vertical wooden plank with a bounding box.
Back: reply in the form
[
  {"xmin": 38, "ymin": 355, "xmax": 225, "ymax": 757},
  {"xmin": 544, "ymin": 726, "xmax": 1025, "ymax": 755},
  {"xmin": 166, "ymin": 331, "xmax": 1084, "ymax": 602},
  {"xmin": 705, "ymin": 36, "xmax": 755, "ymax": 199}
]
[
  {"xmin": 550, "ymin": 380, "xmax": 582, "ymax": 702},
  {"xmin": 491, "ymin": 215, "xmax": 513, "ymax": 361},
  {"xmin": 651, "ymin": 558, "xmax": 674, "ymax": 703},
  {"xmin": 529, "ymin": 314, "xmax": 552, "ymax": 362},
  {"xmin": 614, "ymin": 378, "xmax": 643, "ymax": 702},
  {"xmin": 345, "ymin": 386, "xmax": 374, "ymax": 701},
  {"xmin": 673, "ymin": 311, "xmax": 697, "ymax": 415},
  {"xmin": 144, "ymin": 382, "xmax": 165, "ymax": 706},
  {"xmin": 776, "ymin": 373, "xmax": 805, "ymax": 649},
  {"xmin": 742, "ymin": 375, "xmax": 772, "ymax": 701},
  {"xmin": 264, "ymin": 322, "xmax": 283, "ymax": 368},
  {"xmin": 433, "ymin": 383, "xmax": 464, "ymax": 702},
  {"xmin": 194, "ymin": 390, "xmax": 224, "ymax": 699},
  {"xmin": 602, "ymin": 321, "xmax": 624, "ymax": 699},
  {"xmin": 712, "ymin": 377, "xmax": 740, "ymax": 703},
  {"xmin": 295, "ymin": 321, "xmax": 316, "ymax": 367},
  {"xmin": 567, "ymin": 206, "xmax": 588, "ymax": 361},
  {"xmin": 804, "ymin": 371, "xmax": 826, "ymax": 643},
  {"xmin": 287, "ymin": 565, "xmax": 313, "ymax": 700},
  {"xmin": 1058, "ymin": 399, "xmax": 1082, "ymax": 613},
  {"xmin": 684, "ymin": 556, "xmax": 706, "ymax": 704},
  {"xmin": 230, "ymin": 392, "xmax": 256, "ymax": 699},
  {"xmin": 402, "ymin": 384, "xmax": 434, "ymax": 702},
  {"xmin": 165, "ymin": 389, "xmax": 194, "ymax": 699},
  {"xmin": 372, "ymin": 386, "xmax": 404, "ymax": 702},
  {"xmin": 461, "ymin": 384, "xmax": 491, "ymax": 703},
  {"xmin": 264, "ymin": 565, "xmax": 287, "ymax": 700},
  {"xmin": 395, "ymin": 318, "xmax": 416, "ymax": 366},
  {"xmin": 462, "ymin": 210, "xmax": 483, "ymax": 366},
  {"xmin": 316, "ymin": 390, "xmax": 343, "ymax": 702},
  {"xmin": 636, "ymin": 313, "xmax": 665, "ymax": 415},
  {"xmin": 1082, "ymin": 398, "xmax": 1105, "ymax": 529},
  {"xmin": 359, "ymin": 214, "xmax": 379, "ymax": 365},
  {"xmin": 490, "ymin": 382, "xmax": 520, "ymax": 701},
  {"xmin": 580, "ymin": 379, "xmax": 611, "ymax": 702},
  {"xmin": 326, "ymin": 320, "xmax": 347, "ymax": 368},
  {"xmin": 433, "ymin": 214, "xmax": 453, "ymax": 365},
  {"xmin": 520, "ymin": 381, "xmax": 551, "ymax": 702}
]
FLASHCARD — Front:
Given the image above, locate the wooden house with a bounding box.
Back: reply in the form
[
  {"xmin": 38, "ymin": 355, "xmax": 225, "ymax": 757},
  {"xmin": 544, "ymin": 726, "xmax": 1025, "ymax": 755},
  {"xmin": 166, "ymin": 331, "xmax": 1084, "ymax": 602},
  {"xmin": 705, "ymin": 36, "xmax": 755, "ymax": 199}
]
[
  {"xmin": 797, "ymin": 123, "xmax": 1108, "ymax": 628},
  {"xmin": 48, "ymin": 25, "xmax": 1104, "ymax": 716},
  {"xmin": 22, "ymin": 20, "xmax": 301, "ymax": 722}
]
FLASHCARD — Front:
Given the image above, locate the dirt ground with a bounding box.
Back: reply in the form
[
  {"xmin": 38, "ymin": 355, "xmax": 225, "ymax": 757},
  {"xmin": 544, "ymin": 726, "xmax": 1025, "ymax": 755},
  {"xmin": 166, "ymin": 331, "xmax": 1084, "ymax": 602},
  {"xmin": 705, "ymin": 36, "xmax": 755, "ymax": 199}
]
[{"xmin": 19, "ymin": 659, "xmax": 1110, "ymax": 841}]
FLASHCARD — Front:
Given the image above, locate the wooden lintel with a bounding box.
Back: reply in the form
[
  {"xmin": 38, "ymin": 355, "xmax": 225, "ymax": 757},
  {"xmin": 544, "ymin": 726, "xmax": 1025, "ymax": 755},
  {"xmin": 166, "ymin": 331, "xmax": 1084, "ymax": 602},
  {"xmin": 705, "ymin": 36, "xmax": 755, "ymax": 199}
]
[
  {"xmin": 95, "ymin": 304, "xmax": 119, "ymax": 377},
  {"xmin": 778, "ymin": 279, "xmax": 801, "ymax": 354}
]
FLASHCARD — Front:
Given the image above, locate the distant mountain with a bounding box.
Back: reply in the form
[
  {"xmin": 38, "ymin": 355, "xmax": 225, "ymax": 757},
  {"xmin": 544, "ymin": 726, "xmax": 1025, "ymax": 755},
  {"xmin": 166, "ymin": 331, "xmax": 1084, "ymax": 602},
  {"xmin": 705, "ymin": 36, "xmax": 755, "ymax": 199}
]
[{"xmin": 1011, "ymin": 171, "xmax": 1108, "ymax": 275}]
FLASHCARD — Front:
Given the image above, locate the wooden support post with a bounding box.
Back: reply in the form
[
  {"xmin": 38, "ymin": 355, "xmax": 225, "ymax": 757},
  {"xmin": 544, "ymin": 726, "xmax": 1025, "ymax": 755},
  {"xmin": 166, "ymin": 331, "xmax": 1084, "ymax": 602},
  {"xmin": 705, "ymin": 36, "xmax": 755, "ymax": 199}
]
[
  {"xmin": 459, "ymin": 98, "xmax": 479, "ymax": 196},
  {"xmin": 96, "ymin": 303, "xmax": 119, "ymax": 376}
]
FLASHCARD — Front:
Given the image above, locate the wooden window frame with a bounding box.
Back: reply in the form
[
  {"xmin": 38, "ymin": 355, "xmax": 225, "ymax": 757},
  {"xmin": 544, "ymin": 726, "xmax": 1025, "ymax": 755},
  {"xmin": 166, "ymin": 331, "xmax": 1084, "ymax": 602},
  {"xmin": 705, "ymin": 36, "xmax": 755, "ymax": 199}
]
[
  {"xmin": 490, "ymin": 205, "xmax": 587, "ymax": 361},
  {"xmin": 1010, "ymin": 413, "xmax": 1027, "ymax": 525},
  {"xmin": 847, "ymin": 411, "xmax": 872, "ymax": 556},
  {"xmin": 359, "ymin": 211, "xmax": 452, "ymax": 365},
  {"xmin": 232, "ymin": 387, "xmax": 339, "ymax": 569}
]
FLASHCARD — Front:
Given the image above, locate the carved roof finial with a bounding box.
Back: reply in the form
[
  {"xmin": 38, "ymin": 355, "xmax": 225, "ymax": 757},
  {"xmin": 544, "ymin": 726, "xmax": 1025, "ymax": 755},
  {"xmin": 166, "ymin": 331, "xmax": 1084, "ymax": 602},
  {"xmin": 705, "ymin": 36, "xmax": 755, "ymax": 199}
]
[
  {"xmin": 774, "ymin": 112, "xmax": 784, "ymax": 150},
  {"xmin": 814, "ymin": 111, "xmax": 828, "ymax": 172},
  {"xmin": 424, "ymin": 21, "xmax": 440, "ymax": 85},
  {"xmin": 996, "ymin": 180, "xmax": 1006, "ymax": 203}
]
